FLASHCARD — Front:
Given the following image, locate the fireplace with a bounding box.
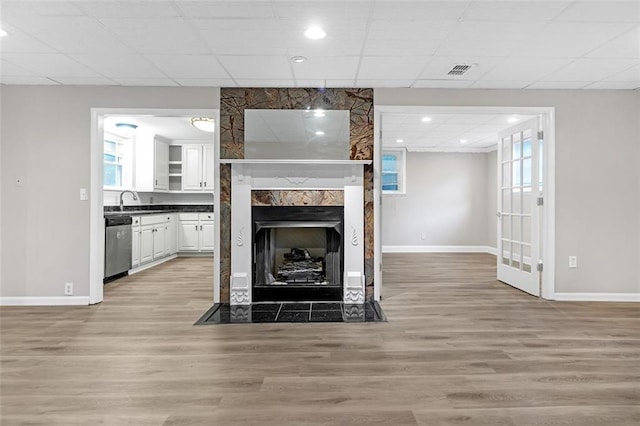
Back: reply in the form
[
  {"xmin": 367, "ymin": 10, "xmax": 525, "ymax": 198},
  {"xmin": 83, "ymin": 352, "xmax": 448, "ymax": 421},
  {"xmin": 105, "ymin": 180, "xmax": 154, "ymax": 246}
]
[{"xmin": 252, "ymin": 206, "xmax": 344, "ymax": 302}]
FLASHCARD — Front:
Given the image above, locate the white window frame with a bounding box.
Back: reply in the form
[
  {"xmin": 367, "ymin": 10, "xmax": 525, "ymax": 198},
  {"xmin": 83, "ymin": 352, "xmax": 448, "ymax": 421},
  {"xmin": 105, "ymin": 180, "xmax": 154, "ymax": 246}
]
[
  {"xmin": 382, "ymin": 148, "xmax": 406, "ymax": 195},
  {"xmin": 103, "ymin": 132, "xmax": 133, "ymax": 191}
]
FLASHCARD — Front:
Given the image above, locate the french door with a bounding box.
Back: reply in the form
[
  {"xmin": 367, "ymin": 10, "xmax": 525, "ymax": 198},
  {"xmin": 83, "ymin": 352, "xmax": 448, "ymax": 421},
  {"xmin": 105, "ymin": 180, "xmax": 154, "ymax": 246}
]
[{"xmin": 497, "ymin": 118, "xmax": 542, "ymax": 296}]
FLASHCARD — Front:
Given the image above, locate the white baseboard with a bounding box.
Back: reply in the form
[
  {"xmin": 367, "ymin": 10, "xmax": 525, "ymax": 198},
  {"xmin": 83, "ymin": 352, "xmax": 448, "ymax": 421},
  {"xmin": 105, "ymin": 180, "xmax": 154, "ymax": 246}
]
[
  {"xmin": 129, "ymin": 254, "xmax": 178, "ymax": 275},
  {"xmin": 383, "ymin": 245, "xmax": 497, "ymax": 254},
  {"xmin": 0, "ymin": 297, "xmax": 90, "ymax": 306},
  {"xmin": 553, "ymin": 293, "xmax": 640, "ymax": 302}
]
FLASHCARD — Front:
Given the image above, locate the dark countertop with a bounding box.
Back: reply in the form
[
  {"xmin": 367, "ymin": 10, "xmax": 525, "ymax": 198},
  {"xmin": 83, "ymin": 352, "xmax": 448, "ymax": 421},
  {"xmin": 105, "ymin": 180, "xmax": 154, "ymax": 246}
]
[{"xmin": 104, "ymin": 204, "xmax": 213, "ymax": 217}]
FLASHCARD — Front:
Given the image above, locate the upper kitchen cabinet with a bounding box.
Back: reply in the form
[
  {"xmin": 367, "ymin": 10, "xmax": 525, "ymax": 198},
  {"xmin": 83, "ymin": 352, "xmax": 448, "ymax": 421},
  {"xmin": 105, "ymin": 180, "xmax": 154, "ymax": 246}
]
[
  {"xmin": 135, "ymin": 132, "xmax": 169, "ymax": 192},
  {"xmin": 182, "ymin": 144, "xmax": 214, "ymax": 192}
]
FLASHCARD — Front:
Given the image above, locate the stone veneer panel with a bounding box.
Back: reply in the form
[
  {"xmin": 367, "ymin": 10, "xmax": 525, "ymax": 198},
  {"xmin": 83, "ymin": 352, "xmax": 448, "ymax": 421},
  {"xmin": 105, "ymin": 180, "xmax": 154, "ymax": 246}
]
[
  {"xmin": 252, "ymin": 190, "xmax": 344, "ymax": 207},
  {"xmin": 219, "ymin": 88, "xmax": 374, "ymax": 302}
]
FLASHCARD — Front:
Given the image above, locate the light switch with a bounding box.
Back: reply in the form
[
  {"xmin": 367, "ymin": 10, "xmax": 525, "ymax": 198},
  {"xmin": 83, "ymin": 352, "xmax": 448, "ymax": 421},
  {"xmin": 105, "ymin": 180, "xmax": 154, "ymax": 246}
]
[
  {"xmin": 569, "ymin": 256, "xmax": 577, "ymax": 268},
  {"xmin": 79, "ymin": 188, "xmax": 89, "ymax": 201}
]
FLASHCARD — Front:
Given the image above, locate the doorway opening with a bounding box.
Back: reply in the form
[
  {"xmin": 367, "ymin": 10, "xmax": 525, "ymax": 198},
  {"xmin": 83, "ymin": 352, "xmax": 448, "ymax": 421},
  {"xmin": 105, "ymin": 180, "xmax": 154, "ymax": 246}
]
[
  {"xmin": 89, "ymin": 108, "xmax": 219, "ymax": 305},
  {"xmin": 373, "ymin": 106, "xmax": 555, "ymax": 300}
]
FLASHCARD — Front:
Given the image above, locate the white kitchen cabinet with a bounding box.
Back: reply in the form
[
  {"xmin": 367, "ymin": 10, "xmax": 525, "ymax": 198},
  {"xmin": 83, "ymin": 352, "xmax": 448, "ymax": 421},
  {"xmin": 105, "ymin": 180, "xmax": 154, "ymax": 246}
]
[
  {"xmin": 140, "ymin": 224, "xmax": 154, "ymax": 264},
  {"xmin": 131, "ymin": 216, "xmax": 141, "ymax": 267},
  {"xmin": 178, "ymin": 213, "xmax": 214, "ymax": 252},
  {"xmin": 135, "ymin": 134, "xmax": 169, "ymax": 192},
  {"xmin": 164, "ymin": 214, "xmax": 177, "ymax": 256},
  {"xmin": 153, "ymin": 225, "xmax": 165, "ymax": 259},
  {"xmin": 182, "ymin": 144, "xmax": 214, "ymax": 192},
  {"xmin": 199, "ymin": 213, "xmax": 215, "ymax": 251}
]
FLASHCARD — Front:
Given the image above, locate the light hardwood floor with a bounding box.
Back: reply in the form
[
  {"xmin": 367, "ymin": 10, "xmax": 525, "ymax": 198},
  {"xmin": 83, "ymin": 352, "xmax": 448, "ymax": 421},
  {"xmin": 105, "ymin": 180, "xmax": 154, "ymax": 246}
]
[{"xmin": 1, "ymin": 254, "xmax": 638, "ymax": 425}]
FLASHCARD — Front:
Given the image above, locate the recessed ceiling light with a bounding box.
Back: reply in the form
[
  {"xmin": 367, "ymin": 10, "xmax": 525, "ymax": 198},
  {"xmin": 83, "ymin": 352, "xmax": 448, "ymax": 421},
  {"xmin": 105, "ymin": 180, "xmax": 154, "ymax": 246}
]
[
  {"xmin": 396, "ymin": 139, "xmax": 404, "ymax": 143},
  {"xmin": 315, "ymin": 130, "xmax": 325, "ymax": 136},
  {"xmin": 421, "ymin": 116, "xmax": 432, "ymax": 123},
  {"xmin": 459, "ymin": 139, "xmax": 468, "ymax": 144},
  {"xmin": 507, "ymin": 116, "xmax": 519, "ymax": 123},
  {"xmin": 291, "ymin": 55, "xmax": 307, "ymax": 63},
  {"xmin": 314, "ymin": 109, "xmax": 325, "ymax": 117},
  {"xmin": 304, "ymin": 26, "xmax": 326, "ymax": 40},
  {"xmin": 0, "ymin": 29, "xmax": 8, "ymax": 37}
]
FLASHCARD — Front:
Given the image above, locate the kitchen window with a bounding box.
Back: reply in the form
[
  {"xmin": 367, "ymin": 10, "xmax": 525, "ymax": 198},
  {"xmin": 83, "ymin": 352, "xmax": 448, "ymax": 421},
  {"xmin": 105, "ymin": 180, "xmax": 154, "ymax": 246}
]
[
  {"xmin": 103, "ymin": 133, "xmax": 133, "ymax": 189},
  {"xmin": 382, "ymin": 149, "xmax": 406, "ymax": 195}
]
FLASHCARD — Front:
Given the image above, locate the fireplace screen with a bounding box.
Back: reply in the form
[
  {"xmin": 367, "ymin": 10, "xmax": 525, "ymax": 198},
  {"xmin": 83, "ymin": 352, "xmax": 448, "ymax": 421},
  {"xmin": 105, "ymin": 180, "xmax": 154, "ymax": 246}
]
[{"xmin": 253, "ymin": 206, "xmax": 343, "ymax": 292}]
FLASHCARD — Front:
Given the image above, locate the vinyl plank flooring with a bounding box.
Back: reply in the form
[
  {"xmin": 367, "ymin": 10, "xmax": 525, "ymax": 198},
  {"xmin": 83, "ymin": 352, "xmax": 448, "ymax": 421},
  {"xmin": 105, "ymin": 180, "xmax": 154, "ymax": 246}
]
[{"xmin": 1, "ymin": 254, "xmax": 639, "ymax": 425}]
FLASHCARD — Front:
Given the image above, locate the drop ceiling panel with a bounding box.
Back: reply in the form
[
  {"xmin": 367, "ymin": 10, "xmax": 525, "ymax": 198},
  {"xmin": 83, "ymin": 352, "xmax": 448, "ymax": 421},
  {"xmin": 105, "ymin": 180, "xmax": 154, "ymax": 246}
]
[
  {"xmin": 470, "ymin": 80, "xmax": 530, "ymax": 89},
  {"xmin": 586, "ymin": 27, "xmax": 640, "ymax": 59},
  {"xmin": 447, "ymin": 21, "xmax": 546, "ymax": 42},
  {"xmin": 291, "ymin": 56, "xmax": 359, "ymax": 80},
  {"xmin": 11, "ymin": 16, "xmax": 132, "ymax": 54},
  {"xmin": 0, "ymin": 28, "xmax": 56, "ymax": 53},
  {"xmin": 605, "ymin": 64, "xmax": 640, "ymax": 81},
  {"xmin": 371, "ymin": 2, "xmax": 469, "ymax": 21},
  {"xmin": 76, "ymin": 1, "xmax": 180, "ymax": 18},
  {"xmin": 175, "ymin": 78, "xmax": 237, "ymax": 87},
  {"xmin": 112, "ymin": 77, "xmax": 178, "ymax": 86},
  {"xmin": 104, "ymin": 27, "xmax": 210, "ymax": 55},
  {"xmin": 2, "ymin": 53, "xmax": 103, "ymax": 78},
  {"xmin": 51, "ymin": 76, "xmax": 117, "ymax": 85},
  {"xmin": 543, "ymin": 59, "xmax": 639, "ymax": 82},
  {"xmin": 358, "ymin": 56, "xmax": 430, "ymax": 80},
  {"xmin": 146, "ymin": 55, "xmax": 229, "ymax": 79},
  {"xmin": 412, "ymin": 80, "xmax": 475, "ymax": 89},
  {"xmin": 70, "ymin": 54, "xmax": 166, "ymax": 79},
  {"xmin": 480, "ymin": 57, "xmax": 571, "ymax": 81},
  {"xmin": 556, "ymin": 1, "xmax": 640, "ymax": 23},
  {"xmin": 2, "ymin": 1, "xmax": 84, "ymax": 19},
  {"xmin": 434, "ymin": 40, "xmax": 519, "ymax": 57},
  {"xmin": 276, "ymin": 2, "xmax": 371, "ymax": 20},
  {"xmin": 356, "ymin": 79, "xmax": 414, "ymax": 87},
  {"xmin": 177, "ymin": 2, "xmax": 275, "ymax": 19},
  {"xmin": 461, "ymin": 1, "xmax": 571, "ymax": 22},
  {"xmin": 526, "ymin": 81, "xmax": 589, "ymax": 89},
  {"xmin": 1, "ymin": 60, "xmax": 36, "ymax": 77},
  {"xmin": 585, "ymin": 81, "xmax": 640, "ymax": 89},
  {"xmin": 219, "ymin": 56, "xmax": 292, "ymax": 80},
  {"xmin": 513, "ymin": 22, "xmax": 636, "ymax": 57},
  {"xmin": 0, "ymin": 75, "xmax": 55, "ymax": 85},
  {"xmin": 234, "ymin": 79, "xmax": 295, "ymax": 87}
]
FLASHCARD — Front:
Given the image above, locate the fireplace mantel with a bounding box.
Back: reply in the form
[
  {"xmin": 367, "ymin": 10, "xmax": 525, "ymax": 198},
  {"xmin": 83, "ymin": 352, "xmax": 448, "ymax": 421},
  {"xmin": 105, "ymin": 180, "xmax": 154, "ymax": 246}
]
[
  {"xmin": 220, "ymin": 159, "xmax": 372, "ymax": 165},
  {"xmin": 229, "ymin": 162, "xmax": 366, "ymax": 305}
]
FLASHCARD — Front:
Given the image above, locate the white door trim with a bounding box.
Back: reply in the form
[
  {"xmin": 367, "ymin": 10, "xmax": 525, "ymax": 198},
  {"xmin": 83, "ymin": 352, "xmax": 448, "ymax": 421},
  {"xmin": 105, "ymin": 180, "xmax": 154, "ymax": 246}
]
[
  {"xmin": 89, "ymin": 108, "xmax": 219, "ymax": 305},
  {"xmin": 374, "ymin": 105, "xmax": 556, "ymax": 301}
]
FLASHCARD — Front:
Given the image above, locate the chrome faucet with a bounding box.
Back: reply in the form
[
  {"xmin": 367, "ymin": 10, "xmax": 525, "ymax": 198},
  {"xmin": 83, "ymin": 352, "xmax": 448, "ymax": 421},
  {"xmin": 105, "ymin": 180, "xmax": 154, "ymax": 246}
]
[{"xmin": 119, "ymin": 190, "xmax": 138, "ymax": 211}]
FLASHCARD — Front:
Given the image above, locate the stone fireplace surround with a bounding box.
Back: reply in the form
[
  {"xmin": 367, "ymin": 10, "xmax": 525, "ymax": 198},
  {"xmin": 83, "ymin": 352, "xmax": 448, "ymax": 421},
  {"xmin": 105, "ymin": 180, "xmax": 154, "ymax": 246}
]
[
  {"xmin": 219, "ymin": 88, "xmax": 374, "ymax": 304},
  {"xmin": 225, "ymin": 161, "xmax": 368, "ymax": 305}
]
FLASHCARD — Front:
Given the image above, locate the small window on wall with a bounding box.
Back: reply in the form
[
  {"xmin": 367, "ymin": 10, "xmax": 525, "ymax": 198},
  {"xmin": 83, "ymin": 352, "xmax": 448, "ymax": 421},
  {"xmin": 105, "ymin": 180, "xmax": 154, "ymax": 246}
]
[
  {"xmin": 103, "ymin": 133, "xmax": 133, "ymax": 189},
  {"xmin": 382, "ymin": 149, "xmax": 406, "ymax": 195}
]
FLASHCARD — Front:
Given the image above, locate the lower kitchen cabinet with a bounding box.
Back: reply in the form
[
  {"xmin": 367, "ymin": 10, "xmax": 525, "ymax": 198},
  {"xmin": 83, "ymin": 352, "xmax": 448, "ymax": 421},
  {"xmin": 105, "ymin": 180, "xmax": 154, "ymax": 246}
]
[
  {"xmin": 132, "ymin": 213, "xmax": 177, "ymax": 269},
  {"xmin": 178, "ymin": 213, "xmax": 214, "ymax": 253}
]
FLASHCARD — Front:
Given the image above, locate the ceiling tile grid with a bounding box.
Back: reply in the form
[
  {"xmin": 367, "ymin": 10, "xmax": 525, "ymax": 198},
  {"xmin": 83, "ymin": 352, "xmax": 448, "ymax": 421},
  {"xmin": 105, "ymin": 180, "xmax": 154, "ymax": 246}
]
[{"xmin": 0, "ymin": 0, "xmax": 637, "ymax": 89}]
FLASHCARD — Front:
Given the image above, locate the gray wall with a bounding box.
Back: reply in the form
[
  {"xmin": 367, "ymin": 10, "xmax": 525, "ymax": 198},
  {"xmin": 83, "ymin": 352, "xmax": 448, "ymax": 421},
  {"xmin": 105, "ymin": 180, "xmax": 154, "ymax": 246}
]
[
  {"xmin": 376, "ymin": 88, "xmax": 640, "ymax": 295},
  {"xmin": 486, "ymin": 149, "xmax": 497, "ymax": 248},
  {"xmin": 0, "ymin": 86, "xmax": 219, "ymax": 298},
  {"xmin": 382, "ymin": 151, "xmax": 496, "ymax": 248}
]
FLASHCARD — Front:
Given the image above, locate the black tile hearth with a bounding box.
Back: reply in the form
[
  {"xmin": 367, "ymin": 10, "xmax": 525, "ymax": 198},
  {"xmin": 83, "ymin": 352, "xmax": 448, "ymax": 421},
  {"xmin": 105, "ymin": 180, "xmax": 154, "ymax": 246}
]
[{"xmin": 195, "ymin": 301, "xmax": 386, "ymax": 325}]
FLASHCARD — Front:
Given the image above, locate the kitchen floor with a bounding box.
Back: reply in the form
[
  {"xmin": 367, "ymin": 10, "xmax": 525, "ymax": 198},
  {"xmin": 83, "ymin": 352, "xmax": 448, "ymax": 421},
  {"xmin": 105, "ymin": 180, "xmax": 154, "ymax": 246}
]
[{"xmin": 1, "ymin": 254, "xmax": 638, "ymax": 425}]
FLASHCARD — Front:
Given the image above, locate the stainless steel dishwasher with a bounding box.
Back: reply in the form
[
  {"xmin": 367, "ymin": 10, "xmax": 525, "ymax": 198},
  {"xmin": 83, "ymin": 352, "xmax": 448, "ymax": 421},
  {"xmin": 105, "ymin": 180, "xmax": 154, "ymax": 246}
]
[{"xmin": 104, "ymin": 215, "xmax": 132, "ymax": 282}]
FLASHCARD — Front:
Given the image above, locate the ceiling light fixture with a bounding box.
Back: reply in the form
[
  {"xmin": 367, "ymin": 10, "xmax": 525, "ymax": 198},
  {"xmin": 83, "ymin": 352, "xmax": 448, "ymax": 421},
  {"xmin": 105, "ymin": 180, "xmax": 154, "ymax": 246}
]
[
  {"xmin": 304, "ymin": 26, "xmax": 326, "ymax": 40},
  {"xmin": 0, "ymin": 29, "xmax": 8, "ymax": 37},
  {"xmin": 191, "ymin": 117, "xmax": 215, "ymax": 133},
  {"xmin": 396, "ymin": 139, "xmax": 404, "ymax": 143},
  {"xmin": 315, "ymin": 130, "xmax": 325, "ymax": 136},
  {"xmin": 459, "ymin": 139, "xmax": 468, "ymax": 144},
  {"xmin": 421, "ymin": 116, "xmax": 432, "ymax": 123},
  {"xmin": 115, "ymin": 123, "xmax": 138, "ymax": 138},
  {"xmin": 291, "ymin": 55, "xmax": 307, "ymax": 63},
  {"xmin": 507, "ymin": 116, "xmax": 519, "ymax": 123}
]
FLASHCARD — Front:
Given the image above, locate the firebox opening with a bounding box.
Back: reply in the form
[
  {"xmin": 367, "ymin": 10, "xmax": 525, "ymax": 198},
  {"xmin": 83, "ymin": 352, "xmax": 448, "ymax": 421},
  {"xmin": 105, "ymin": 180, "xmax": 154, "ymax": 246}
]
[{"xmin": 252, "ymin": 206, "xmax": 344, "ymax": 302}]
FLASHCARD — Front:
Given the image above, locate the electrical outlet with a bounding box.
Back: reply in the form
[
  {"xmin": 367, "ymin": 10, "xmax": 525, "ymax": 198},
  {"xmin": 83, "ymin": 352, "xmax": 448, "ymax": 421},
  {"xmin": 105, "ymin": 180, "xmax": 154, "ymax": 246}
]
[
  {"xmin": 64, "ymin": 282, "xmax": 73, "ymax": 296},
  {"xmin": 569, "ymin": 256, "xmax": 577, "ymax": 268},
  {"xmin": 79, "ymin": 188, "xmax": 88, "ymax": 201}
]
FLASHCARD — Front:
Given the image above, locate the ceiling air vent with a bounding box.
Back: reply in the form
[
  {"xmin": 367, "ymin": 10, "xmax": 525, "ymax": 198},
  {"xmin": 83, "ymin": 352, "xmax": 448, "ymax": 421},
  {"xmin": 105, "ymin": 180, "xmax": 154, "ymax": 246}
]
[{"xmin": 447, "ymin": 64, "xmax": 472, "ymax": 76}]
